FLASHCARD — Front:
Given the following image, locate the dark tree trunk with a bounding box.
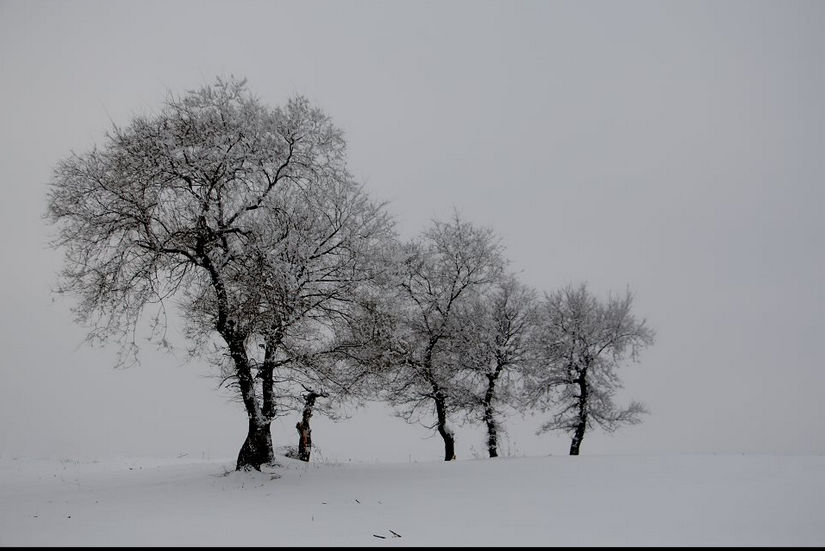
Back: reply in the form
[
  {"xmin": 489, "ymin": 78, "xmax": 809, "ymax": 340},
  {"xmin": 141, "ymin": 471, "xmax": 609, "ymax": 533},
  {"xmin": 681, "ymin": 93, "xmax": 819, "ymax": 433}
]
[
  {"xmin": 483, "ymin": 372, "xmax": 500, "ymax": 458},
  {"xmin": 570, "ymin": 372, "xmax": 589, "ymax": 456},
  {"xmin": 484, "ymin": 404, "xmax": 498, "ymax": 458},
  {"xmin": 424, "ymin": 340, "xmax": 455, "ymax": 461},
  {"xmin": 434, "ymin": 394, "xmax": 456, "ymax": 461},
  {"xmin": 227, "ymin": 335, "xmax": 274, "ymax": 471},
  {"xmin": 261, "ymin": 355, "xmax": 276, "ymax": 422},
  {"xmin": 202, "ymin": 242, "xmax": 276, "ymax": 471},
  {"xmin": 237, "ymin": 418, "xmax": 274, "ymax": 470},
  {"xmin": 569, "ymin": 422, "xmax": 586, "ymax": 456},
  {"xmin": 296, "ymin": 391, "xmax": 321, "ymax": 462}
]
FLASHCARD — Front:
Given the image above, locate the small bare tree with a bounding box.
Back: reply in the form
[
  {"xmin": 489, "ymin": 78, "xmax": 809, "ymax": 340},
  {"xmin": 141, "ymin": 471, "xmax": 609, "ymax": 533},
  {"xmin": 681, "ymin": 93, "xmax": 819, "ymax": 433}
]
[
  {"xmin": 525, "ymin": 283, "xmax": 655, "ymax": 455},
  {"xmin": 46, "ymin": 77, "xmax": 393, "ymax": 470},
  {"xmin": 453, "ymin": 275, "xmax": 538, "ymax": 458},
  {"xmin": 275, "ymin": 340, "xmax": 384, "ymax": 463}
]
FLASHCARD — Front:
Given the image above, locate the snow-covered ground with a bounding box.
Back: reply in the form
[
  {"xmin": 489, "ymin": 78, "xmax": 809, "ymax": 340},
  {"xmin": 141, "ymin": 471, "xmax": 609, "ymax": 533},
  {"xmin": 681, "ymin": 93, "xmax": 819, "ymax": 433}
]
[{"xmin": 1, "ymin": 453, "xmax": 823, "ymax": 546}]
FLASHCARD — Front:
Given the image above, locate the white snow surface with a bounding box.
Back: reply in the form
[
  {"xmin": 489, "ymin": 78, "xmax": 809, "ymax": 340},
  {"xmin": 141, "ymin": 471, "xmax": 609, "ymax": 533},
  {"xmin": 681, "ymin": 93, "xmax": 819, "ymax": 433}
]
[{"xmin": 1, "ymin": 453, "xmax": 823, "ymax": 546}]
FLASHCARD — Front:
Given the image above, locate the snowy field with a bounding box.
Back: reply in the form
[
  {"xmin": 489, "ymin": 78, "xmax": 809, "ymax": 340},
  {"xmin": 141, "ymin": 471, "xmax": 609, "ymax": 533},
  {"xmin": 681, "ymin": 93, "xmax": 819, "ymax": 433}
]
[{"xmin": 1, "ymin": 454, "xmax": 823, "ymax": 546}]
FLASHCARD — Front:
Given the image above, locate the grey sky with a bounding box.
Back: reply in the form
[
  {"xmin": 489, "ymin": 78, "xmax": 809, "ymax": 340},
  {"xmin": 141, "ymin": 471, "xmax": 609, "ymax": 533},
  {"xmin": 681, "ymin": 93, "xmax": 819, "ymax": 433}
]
[{"xmin": 1, "ymin": 0, "xmax": 823, "ymax": 462}]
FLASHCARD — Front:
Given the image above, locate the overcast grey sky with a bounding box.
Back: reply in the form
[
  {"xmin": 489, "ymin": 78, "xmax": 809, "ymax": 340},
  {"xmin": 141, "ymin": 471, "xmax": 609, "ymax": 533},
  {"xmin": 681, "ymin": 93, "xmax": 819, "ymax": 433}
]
[{"xmin": 1, "ymin": 0, "xmax": 823, "ymax": 462}]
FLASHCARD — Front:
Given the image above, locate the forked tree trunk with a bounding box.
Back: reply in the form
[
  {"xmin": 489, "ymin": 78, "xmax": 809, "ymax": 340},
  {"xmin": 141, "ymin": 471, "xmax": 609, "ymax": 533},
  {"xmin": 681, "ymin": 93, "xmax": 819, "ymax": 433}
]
[
  {"xmin": 237, "ymin": 419, "xmax": 274, "ymax": 470},
  {"xmin": 205, "ymin": 250, "xmax": 276, "ymax": 472},
  {"xmin": 227, "ymin": 335, "xmax": 274, "ymax": 471}
]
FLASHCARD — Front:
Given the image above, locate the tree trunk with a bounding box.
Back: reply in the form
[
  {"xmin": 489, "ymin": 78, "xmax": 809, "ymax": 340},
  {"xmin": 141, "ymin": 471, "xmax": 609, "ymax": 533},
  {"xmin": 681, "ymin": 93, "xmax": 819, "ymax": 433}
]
[
  {"xmin": 424, "ymin": 340, "xmax": 455, "ymax": 461},
  {"xmin": 570, "ymin": 373, "xmax": 588, "ymax": 456},
  {"xmin": 228, "ymin": 336, "xmax": 274, "ymax": 471},
  {"xmin": 237, "ymin": 418, "xmax": 274, "ymax": 470},
  {"xmin": 435, "ymin": 395, "xmax": 456, "ymax": 461},
  {"xmin": 296, "ymin": 392, "xmax": 320, "ymax": 462},
  {"xmin": 569, "ymin": 422, "xmax": 586, "ymax": 455},
  {"xmin": 203, "ymin": 253, "xmax": 275, "ymax": 471},
  {"xmin": 484, "ymin": 404, "xmax": 498, "ymax": 458},
  {"xmin": 483, "ymin": 372, "xmax": 499, "ymax": 458}
]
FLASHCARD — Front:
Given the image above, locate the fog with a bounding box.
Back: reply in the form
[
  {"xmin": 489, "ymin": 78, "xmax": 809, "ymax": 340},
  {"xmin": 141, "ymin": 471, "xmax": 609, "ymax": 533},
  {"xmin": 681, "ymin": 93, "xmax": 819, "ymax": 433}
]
[{"xmin": 1, "ymin": 0, "xmax": 823, "ymax": 462}]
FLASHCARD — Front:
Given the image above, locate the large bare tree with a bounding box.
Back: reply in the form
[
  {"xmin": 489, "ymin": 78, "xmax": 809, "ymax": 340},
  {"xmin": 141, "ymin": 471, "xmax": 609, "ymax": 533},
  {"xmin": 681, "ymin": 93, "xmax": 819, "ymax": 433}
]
[
  {"xmin": 526, "ymin": 284, "xmax": 655, "ymax": 455},
  {"xmin": 46, "ymin": 77, "xmax": 394, "ymax": 470}
]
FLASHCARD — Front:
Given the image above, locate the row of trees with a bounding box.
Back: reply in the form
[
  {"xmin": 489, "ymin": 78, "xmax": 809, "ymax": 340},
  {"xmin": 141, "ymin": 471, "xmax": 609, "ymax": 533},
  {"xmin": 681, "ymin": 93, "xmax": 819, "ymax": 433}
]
[
  {"xmin": 46, "ymin": 77, "xmax": 654, "ymax": 470},
  {"xmin": 336, "ymin": 216, "xmax": 655, "ymax": 461}
]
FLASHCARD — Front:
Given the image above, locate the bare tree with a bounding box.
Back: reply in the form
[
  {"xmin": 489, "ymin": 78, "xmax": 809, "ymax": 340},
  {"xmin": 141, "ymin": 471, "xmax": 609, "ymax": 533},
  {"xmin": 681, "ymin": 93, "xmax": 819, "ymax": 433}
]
[
  {"xmin": 525, "ymin": 283, "xmax": 655, "ymax": 455},
  {"xmin": 46, "ymin": 77, "xmax": 393, "ymax": 470},
  {"xmin": 453, "ymin": 275, "xmax": 538, "ymax": 458},
  {"xmin": 359, "ymin": 212, "xmax": 506, "ymax": 461}
]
